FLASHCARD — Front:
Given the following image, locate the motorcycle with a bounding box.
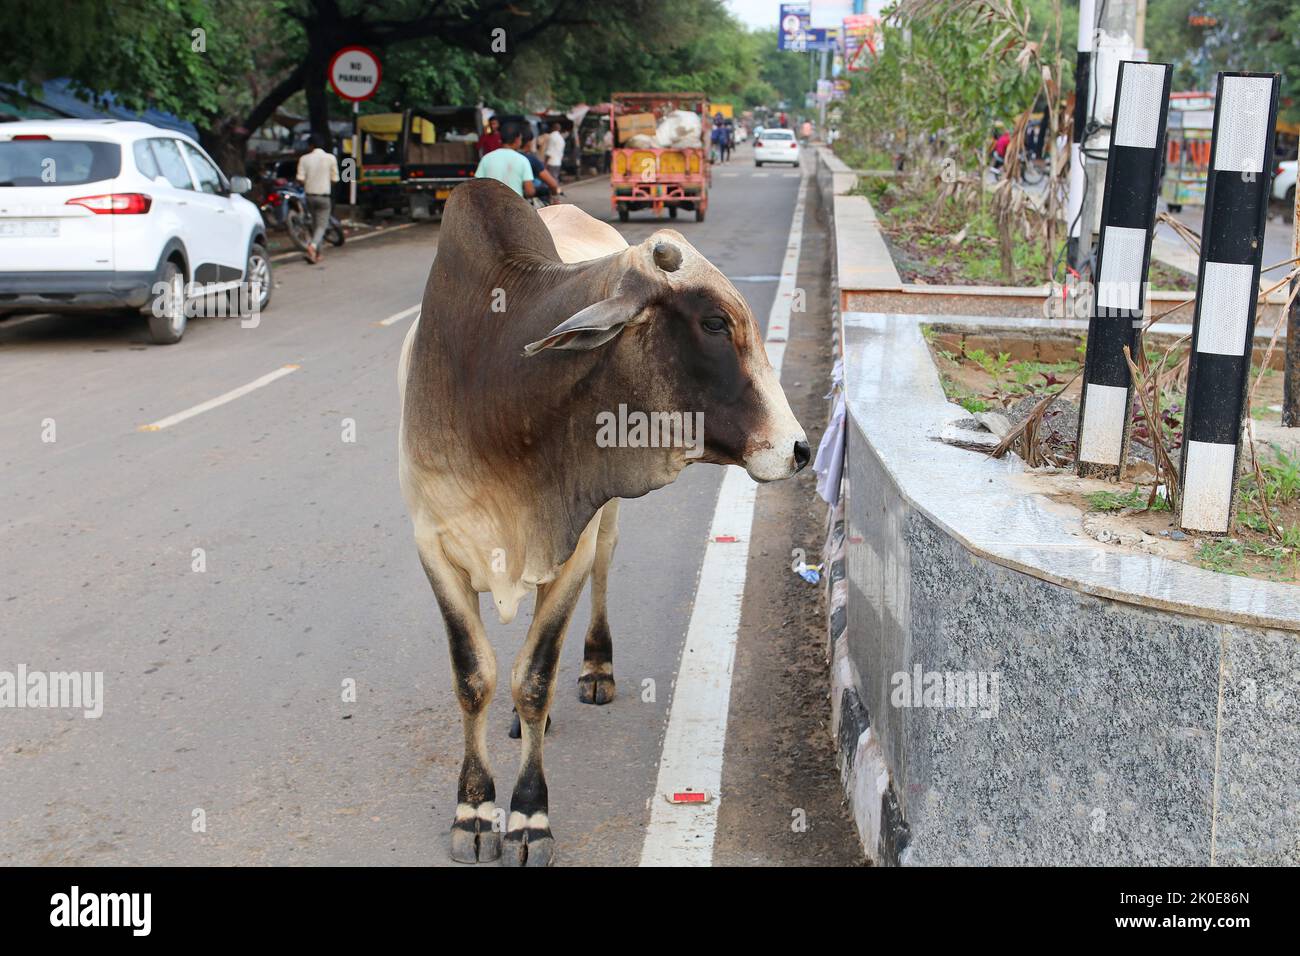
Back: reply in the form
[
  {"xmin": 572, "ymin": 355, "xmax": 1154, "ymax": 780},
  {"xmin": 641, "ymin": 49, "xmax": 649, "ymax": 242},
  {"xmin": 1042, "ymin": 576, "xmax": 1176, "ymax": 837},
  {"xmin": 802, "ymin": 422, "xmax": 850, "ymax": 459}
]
[{"xmin": 259, "ymin": 174, "xmax": 344, "ymax": 251}]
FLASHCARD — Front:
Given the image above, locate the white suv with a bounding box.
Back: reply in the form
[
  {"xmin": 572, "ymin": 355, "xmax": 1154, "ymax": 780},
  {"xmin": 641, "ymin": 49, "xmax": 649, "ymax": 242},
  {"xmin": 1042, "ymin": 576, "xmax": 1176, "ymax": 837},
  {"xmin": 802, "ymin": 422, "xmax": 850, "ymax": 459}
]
[
  {"xmin": 1273, "ymin": 159, "xmax": 1297, "ymax": 223},
  {"xmin": 0, "ymin": 119, "xmax": 272, "ymax": 343}
]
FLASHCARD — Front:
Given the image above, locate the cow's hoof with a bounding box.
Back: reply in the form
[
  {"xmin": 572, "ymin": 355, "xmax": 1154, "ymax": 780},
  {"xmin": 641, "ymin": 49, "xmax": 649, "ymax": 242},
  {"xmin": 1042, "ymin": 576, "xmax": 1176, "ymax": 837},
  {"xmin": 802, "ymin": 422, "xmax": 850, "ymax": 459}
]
[
  {"xmin": 577, "ymin": 671, "xmax": 616, "ymax": 705},
  {"xmin": 508, "ymin": 710, "xmax": 551, "ymax": 739},
  {"xmin": 501, "ymin": 813, "xmax": 555, "ymax": 867},
  {"xmin": 450, "ymin": 803, "xmax": 501, "ymax": 864}
]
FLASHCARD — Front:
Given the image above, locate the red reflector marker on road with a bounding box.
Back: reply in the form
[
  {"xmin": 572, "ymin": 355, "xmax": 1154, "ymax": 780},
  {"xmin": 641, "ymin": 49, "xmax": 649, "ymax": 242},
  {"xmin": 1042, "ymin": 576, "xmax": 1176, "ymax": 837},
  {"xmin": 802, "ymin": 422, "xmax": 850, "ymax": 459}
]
[{"xmin": 666, "ymin": 789, "xmax": 711, "ymax": 805}]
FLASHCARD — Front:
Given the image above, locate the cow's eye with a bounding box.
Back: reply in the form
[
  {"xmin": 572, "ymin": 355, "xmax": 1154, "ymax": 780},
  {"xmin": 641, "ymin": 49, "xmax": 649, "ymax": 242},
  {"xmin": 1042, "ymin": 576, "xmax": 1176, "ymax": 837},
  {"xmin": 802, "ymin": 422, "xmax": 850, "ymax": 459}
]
[{"xmin": 701, "ymin": 315, "xmax": 728, "ymax": 335}]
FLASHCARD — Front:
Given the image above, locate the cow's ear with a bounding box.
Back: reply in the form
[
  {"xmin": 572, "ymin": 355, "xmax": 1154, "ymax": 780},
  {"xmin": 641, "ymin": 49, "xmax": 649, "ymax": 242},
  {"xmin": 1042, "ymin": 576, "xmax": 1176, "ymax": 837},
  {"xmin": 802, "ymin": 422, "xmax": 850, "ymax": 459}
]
[{"xmin": 523, "ymin": 295, "xmax": 641, "ymax": 356}]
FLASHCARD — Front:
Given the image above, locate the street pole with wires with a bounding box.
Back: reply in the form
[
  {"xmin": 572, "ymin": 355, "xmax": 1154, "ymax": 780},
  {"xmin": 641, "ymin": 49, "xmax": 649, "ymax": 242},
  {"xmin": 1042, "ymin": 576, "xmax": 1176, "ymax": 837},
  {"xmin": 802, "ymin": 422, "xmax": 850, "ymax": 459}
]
[
  {"xmin": 1285, "ymin": 180, "xmax": 1300, "ymax": 426},
  {"xmin": 1067, "ymin": 0, "xmax": 1143, "ymax": 283},
  {"xmin": 1066, "ymin": 0, "xmax": 1097, "ymax": 273}
]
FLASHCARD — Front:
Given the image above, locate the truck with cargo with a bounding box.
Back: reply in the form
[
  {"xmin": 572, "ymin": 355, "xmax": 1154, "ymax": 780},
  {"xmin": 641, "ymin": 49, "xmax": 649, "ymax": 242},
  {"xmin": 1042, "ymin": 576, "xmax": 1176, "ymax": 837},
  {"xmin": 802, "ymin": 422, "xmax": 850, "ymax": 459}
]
[
  {"xmin": 355, "ymin": 106, "xmax": 486, "ymax": 217},
  {"xmin": 609, "ymin": 92, "xmax": 710, "ymax": 222}
]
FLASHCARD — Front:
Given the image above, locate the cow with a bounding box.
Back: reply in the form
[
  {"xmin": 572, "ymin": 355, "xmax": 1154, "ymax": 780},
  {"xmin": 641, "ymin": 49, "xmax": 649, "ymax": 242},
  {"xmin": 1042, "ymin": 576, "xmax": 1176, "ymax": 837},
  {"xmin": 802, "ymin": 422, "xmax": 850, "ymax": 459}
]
[{"xmin": 398, "ymin": 178, "xmax": 808, "ymax": 866}]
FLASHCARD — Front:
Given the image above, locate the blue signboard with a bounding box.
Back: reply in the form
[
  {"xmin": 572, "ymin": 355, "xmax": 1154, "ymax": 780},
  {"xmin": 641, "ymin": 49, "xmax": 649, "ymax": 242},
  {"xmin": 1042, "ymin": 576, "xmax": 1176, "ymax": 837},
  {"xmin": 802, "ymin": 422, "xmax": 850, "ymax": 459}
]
[
  {"xmin": 778, "ymin": 3, "xmax": 811, "ymax": 50},
  {"xmin": 779, "ymin": 4, "xmax": 841, "ymax": 53}
]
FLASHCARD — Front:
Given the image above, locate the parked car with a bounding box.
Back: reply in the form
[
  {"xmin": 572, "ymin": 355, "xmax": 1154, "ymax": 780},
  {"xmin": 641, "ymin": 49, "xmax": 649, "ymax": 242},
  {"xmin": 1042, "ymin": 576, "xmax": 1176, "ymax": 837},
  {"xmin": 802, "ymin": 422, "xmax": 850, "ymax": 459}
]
[
  {"xmin": 1273, "ymin": 159, "xmax": 1297, "ymax": 222},
  {"xmin": 754, "ymin": 128, "xmax": 800, "ymax": 167},
  {"xmin": 0, "ymin": 119, "xmax": 271, "ymax": 343}
]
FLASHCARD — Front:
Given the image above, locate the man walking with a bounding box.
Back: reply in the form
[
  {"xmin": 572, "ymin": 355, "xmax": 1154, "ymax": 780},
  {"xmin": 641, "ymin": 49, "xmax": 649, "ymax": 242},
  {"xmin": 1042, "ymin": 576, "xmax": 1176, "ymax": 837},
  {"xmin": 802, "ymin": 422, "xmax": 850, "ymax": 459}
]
[
  {"xmin": 543, "ymin": 122, "xmax": 566, "ymax": 187},
  {"xmin": 473, "ymin": 119, "xmax": 536, "ymax": 198},
  {"xmin": 295, "ymin": 133, "xmax": 339, "ymax": 264}
]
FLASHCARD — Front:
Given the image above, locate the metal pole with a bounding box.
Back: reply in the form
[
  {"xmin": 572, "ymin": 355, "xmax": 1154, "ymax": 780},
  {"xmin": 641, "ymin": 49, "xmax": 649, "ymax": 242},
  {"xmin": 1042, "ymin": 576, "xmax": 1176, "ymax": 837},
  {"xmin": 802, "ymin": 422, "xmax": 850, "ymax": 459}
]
[
  {"xmin": 1075, "ymin": 0, "xmax": 1140, "ymax": 276},
  {"xmin": 1066, "ymin": 0, "xmax": 1097, "ymax": 272},
  {"xmin": 350, "ymin": 99, "xmax": 358, "ymax": 207},
  {"xmin": 818, "ymin": 48, "xmax": 829, "ymax": 133},
  {"xmin": 1285, "ymin": 175, "xmax": 1300, "ymax": 426}
]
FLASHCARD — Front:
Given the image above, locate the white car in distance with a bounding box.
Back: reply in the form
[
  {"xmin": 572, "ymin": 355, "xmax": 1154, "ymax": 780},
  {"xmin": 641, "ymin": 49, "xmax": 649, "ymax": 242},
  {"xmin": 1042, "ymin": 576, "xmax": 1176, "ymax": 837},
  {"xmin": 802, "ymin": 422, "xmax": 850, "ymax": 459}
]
[
  {"xmin": 753, "ymin": 128, "xmax": 800, "ymax": 167},
  {"xmin": 1273, "ymin": 159, "xmax": 1297, "ymax": 222},
  {"xmin": 0, "ymin": 119, "xmax": 272, "ymax": 343}
]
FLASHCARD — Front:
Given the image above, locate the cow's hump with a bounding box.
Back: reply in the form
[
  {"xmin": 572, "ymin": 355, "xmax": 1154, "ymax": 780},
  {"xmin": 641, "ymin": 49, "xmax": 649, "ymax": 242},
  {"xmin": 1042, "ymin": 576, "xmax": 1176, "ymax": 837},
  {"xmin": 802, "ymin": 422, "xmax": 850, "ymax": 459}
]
[
  {"xmin": 537, "ymin": 204, "xmax": 629, "ymax": 263},
  {"xmin": 440, "ymin": 177, "xmax": 561, "ymax": 268}
]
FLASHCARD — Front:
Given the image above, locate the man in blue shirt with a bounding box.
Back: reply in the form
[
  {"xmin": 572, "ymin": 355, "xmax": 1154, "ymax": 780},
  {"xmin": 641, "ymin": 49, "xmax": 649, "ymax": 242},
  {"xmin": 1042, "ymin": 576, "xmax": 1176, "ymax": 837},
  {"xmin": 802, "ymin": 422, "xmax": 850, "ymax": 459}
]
[
  {"xmin": 519, "ymin": 129, "xmax": 563, "ymax": 204},
  {"xmin": 473, "ymin": 120, "xmax": 536, "ymax": 198}
]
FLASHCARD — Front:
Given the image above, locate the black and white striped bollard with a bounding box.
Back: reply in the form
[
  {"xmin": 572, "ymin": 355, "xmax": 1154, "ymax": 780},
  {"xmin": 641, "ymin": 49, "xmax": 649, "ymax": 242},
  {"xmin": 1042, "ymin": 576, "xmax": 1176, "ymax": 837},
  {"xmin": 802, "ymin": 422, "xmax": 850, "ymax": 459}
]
[
  {"xmin": 1076, "ymin": 60, "xmax": 1173, "ymax": 479},
  {"xmin": 1180, "ymin": 72, "xmax": 1281, "ymax": 534}
]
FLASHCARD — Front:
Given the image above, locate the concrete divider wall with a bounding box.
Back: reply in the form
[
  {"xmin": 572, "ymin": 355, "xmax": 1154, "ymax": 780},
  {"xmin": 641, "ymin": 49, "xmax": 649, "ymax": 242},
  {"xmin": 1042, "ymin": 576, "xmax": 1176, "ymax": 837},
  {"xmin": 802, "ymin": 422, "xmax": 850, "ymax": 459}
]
[{"xmin": 811, "ymin": 147, "xmax": 1300, "ymax": 866}]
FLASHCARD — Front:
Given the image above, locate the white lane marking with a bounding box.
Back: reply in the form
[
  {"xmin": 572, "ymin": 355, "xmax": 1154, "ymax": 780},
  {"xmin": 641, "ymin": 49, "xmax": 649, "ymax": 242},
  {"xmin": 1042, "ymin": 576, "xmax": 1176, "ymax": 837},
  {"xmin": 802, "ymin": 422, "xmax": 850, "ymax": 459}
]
[
  {"xmin": 378, "ymin": 304, "xmax": 420, "ymax": 327},
  {"xmin": 640, "ymin": 170, "xmax": 809, "ymax": 867},
  {"xmin": 138, "ymin": 364, "xmax": 300, "ymax": 432},
  {"xmin": 718, "ymin": 172, "xmax": 739, "ymax": 177},
  {"xmin": 752, "ymin": 172, "xmax": 769, "ymax": 178}
]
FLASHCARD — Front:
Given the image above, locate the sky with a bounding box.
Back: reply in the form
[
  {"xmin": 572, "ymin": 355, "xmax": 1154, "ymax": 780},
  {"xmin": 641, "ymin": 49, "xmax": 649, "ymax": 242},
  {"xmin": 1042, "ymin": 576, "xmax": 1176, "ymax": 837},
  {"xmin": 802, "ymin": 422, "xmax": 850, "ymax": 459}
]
[
  {"xmin": 725, "ymin": 0, "xmax": 780, "ymax": 30},
  {"xmin": 726, "ymin": 0, "xmax": 864, "ymax": 31}
]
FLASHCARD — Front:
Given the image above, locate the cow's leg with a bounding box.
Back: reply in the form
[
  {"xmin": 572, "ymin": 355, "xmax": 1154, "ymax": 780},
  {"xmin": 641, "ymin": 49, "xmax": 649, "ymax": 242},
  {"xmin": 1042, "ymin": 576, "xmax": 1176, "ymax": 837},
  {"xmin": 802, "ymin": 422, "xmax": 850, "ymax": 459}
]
[
  {"xmin": 503, "ymin": 516, "xmax": 600, "ymax": 867},
  {"xmin": 578, "ymin": 499, "xmax": 619, "ymax": 705},
  {"xmin": 418, "ymin": 539, "xmax": 500, "ymax": 864}
]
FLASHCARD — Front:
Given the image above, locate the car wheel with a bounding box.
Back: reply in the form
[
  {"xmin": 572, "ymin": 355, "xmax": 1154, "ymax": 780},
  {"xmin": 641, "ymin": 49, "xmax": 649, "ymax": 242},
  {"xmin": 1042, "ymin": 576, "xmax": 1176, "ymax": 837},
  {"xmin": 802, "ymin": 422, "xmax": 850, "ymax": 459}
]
[
  {"xmin": 668, "ymin": 205, "xmax": 678, "ymax": 219},
  {"xmin": 617, "ymin": 205, "xmax": 629, "ymax": 223},
  {"xmin": 1168, "ymin": 203, "xmax": 1182, "ymax": 214},
  {"xmin": 234, "ymin": 243, "xmax": 273, "ymax": 316},
  {"xmin": 147, "ymin": 260, "xmax": 187, "ymax": 345},
  {"xmin": 755, "ymin": 161, "xmax": 763, "ymax": 167},
  {"xmin": 1285, "ymin": 187, "xmax": 1295, "ymax": 224},
  {"xmin": 695, "ymin": 206, "xmax": 706, "ymax": 222}
]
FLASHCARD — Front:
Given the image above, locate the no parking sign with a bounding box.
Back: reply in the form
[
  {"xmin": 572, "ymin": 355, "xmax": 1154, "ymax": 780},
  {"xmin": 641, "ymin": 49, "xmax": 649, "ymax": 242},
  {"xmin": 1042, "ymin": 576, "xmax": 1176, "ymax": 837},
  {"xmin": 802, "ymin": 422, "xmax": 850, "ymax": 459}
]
[
  {"xmin": 328, "ymin": 46, "xmax": 381, "ymax": 205},
  {"xmin": 328, "ymin": 46, "xmax": 381, "ymax": 102}
]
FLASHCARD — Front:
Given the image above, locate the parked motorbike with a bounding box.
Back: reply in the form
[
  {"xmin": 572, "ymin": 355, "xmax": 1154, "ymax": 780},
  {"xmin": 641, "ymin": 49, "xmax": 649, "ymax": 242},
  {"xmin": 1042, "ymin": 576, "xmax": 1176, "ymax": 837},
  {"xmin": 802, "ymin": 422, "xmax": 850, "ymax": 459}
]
[{"xmin": 259, "ymin": 174, "xmax": 344, "ymax": 251}]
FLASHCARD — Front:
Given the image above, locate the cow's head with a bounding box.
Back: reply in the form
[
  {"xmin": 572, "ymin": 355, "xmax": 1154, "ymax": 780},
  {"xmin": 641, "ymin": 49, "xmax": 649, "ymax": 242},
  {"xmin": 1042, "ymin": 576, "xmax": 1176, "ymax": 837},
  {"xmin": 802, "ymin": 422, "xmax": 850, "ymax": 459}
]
[{"xmin": 525, "ymin": 230, "xmax": 809, "ymax": 483}]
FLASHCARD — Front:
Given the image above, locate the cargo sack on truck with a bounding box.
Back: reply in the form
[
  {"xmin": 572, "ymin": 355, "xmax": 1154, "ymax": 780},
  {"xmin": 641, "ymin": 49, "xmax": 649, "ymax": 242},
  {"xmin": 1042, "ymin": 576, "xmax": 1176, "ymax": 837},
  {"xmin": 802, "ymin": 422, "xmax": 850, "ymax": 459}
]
[{"xmin": 655, "ymin": 110, "xmax": 703, "ymax": 148}]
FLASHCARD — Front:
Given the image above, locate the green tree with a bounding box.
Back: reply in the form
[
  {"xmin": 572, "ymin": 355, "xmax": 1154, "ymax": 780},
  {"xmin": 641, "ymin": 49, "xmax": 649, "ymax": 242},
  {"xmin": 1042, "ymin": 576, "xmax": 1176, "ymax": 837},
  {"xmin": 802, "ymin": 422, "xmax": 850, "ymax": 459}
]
[
  {"xmin": 754, "ymin": 30, "xmax": 815, "ymax": 109},
  {"xmin": 1147, "ymin": 0, "xmax": 1300, "ymax": 119}
]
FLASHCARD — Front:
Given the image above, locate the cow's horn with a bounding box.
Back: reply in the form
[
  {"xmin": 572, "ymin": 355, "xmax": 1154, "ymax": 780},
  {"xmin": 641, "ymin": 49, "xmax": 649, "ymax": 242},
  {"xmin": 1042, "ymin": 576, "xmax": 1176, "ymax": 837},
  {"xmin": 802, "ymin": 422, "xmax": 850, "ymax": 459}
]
[{"xmin": 653, "ymin": 242, "xmax": 682, "ymax": 273}]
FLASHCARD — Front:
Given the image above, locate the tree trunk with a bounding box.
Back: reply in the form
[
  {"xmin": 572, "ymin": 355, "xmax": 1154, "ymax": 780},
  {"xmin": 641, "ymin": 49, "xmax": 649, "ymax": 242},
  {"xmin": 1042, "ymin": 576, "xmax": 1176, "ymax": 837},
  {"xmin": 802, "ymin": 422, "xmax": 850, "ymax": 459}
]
[
  {"xmin": 198, "ymin": 123, "xmax": 250, "ymax": 178},
  {"xmin": 304, "ymin": 45, "xmax": 333, "ymax": 151}
]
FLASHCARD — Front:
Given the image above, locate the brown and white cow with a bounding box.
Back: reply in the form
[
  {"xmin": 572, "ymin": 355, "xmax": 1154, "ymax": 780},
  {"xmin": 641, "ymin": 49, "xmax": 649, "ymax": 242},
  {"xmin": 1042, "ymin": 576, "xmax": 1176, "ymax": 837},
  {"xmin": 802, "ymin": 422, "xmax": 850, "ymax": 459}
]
[{"xmin": 398, "ymin": 178, "xmax": 807, "ymax": 866}]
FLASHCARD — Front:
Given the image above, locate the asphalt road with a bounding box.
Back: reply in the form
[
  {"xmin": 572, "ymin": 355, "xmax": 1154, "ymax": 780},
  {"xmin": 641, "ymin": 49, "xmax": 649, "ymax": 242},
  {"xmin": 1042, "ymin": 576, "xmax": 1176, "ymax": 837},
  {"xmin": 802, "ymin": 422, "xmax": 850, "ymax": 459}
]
[
  {"xmin": 1155, "ymin": 198, "xmax": 1296, "ymax": 279},
  {"xmin": 0, "ymin": 145, "xmax": 860, "ymax": 866}
]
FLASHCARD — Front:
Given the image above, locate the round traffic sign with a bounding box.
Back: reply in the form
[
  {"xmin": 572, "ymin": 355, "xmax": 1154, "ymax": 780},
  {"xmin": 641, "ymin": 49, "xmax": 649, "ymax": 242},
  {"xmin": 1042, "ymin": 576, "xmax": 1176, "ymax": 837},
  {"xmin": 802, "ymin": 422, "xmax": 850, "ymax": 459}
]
[{"xmin": 328, "ymin": 46, "xmax": 381, "ymax": 102}]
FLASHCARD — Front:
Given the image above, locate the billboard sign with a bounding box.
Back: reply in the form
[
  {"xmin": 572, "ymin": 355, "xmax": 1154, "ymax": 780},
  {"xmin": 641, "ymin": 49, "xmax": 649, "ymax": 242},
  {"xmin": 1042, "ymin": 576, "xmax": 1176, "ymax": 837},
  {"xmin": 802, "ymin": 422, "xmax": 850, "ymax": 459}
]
[
  {"xmin": 843, "ymin": 13, "xmax": 883, "ymax": 71},
  {"xmin": 778, "ymin": 3, "xmax": 811, "ymax": 50}
]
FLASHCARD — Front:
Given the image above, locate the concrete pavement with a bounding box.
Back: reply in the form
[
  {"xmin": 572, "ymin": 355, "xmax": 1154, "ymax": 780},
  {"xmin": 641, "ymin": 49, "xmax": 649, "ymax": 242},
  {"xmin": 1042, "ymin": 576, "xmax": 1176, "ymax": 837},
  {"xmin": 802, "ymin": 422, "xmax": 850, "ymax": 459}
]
[{"xmin": 0, "ymin": 146, "xmax": 859, "ymax": 866}]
